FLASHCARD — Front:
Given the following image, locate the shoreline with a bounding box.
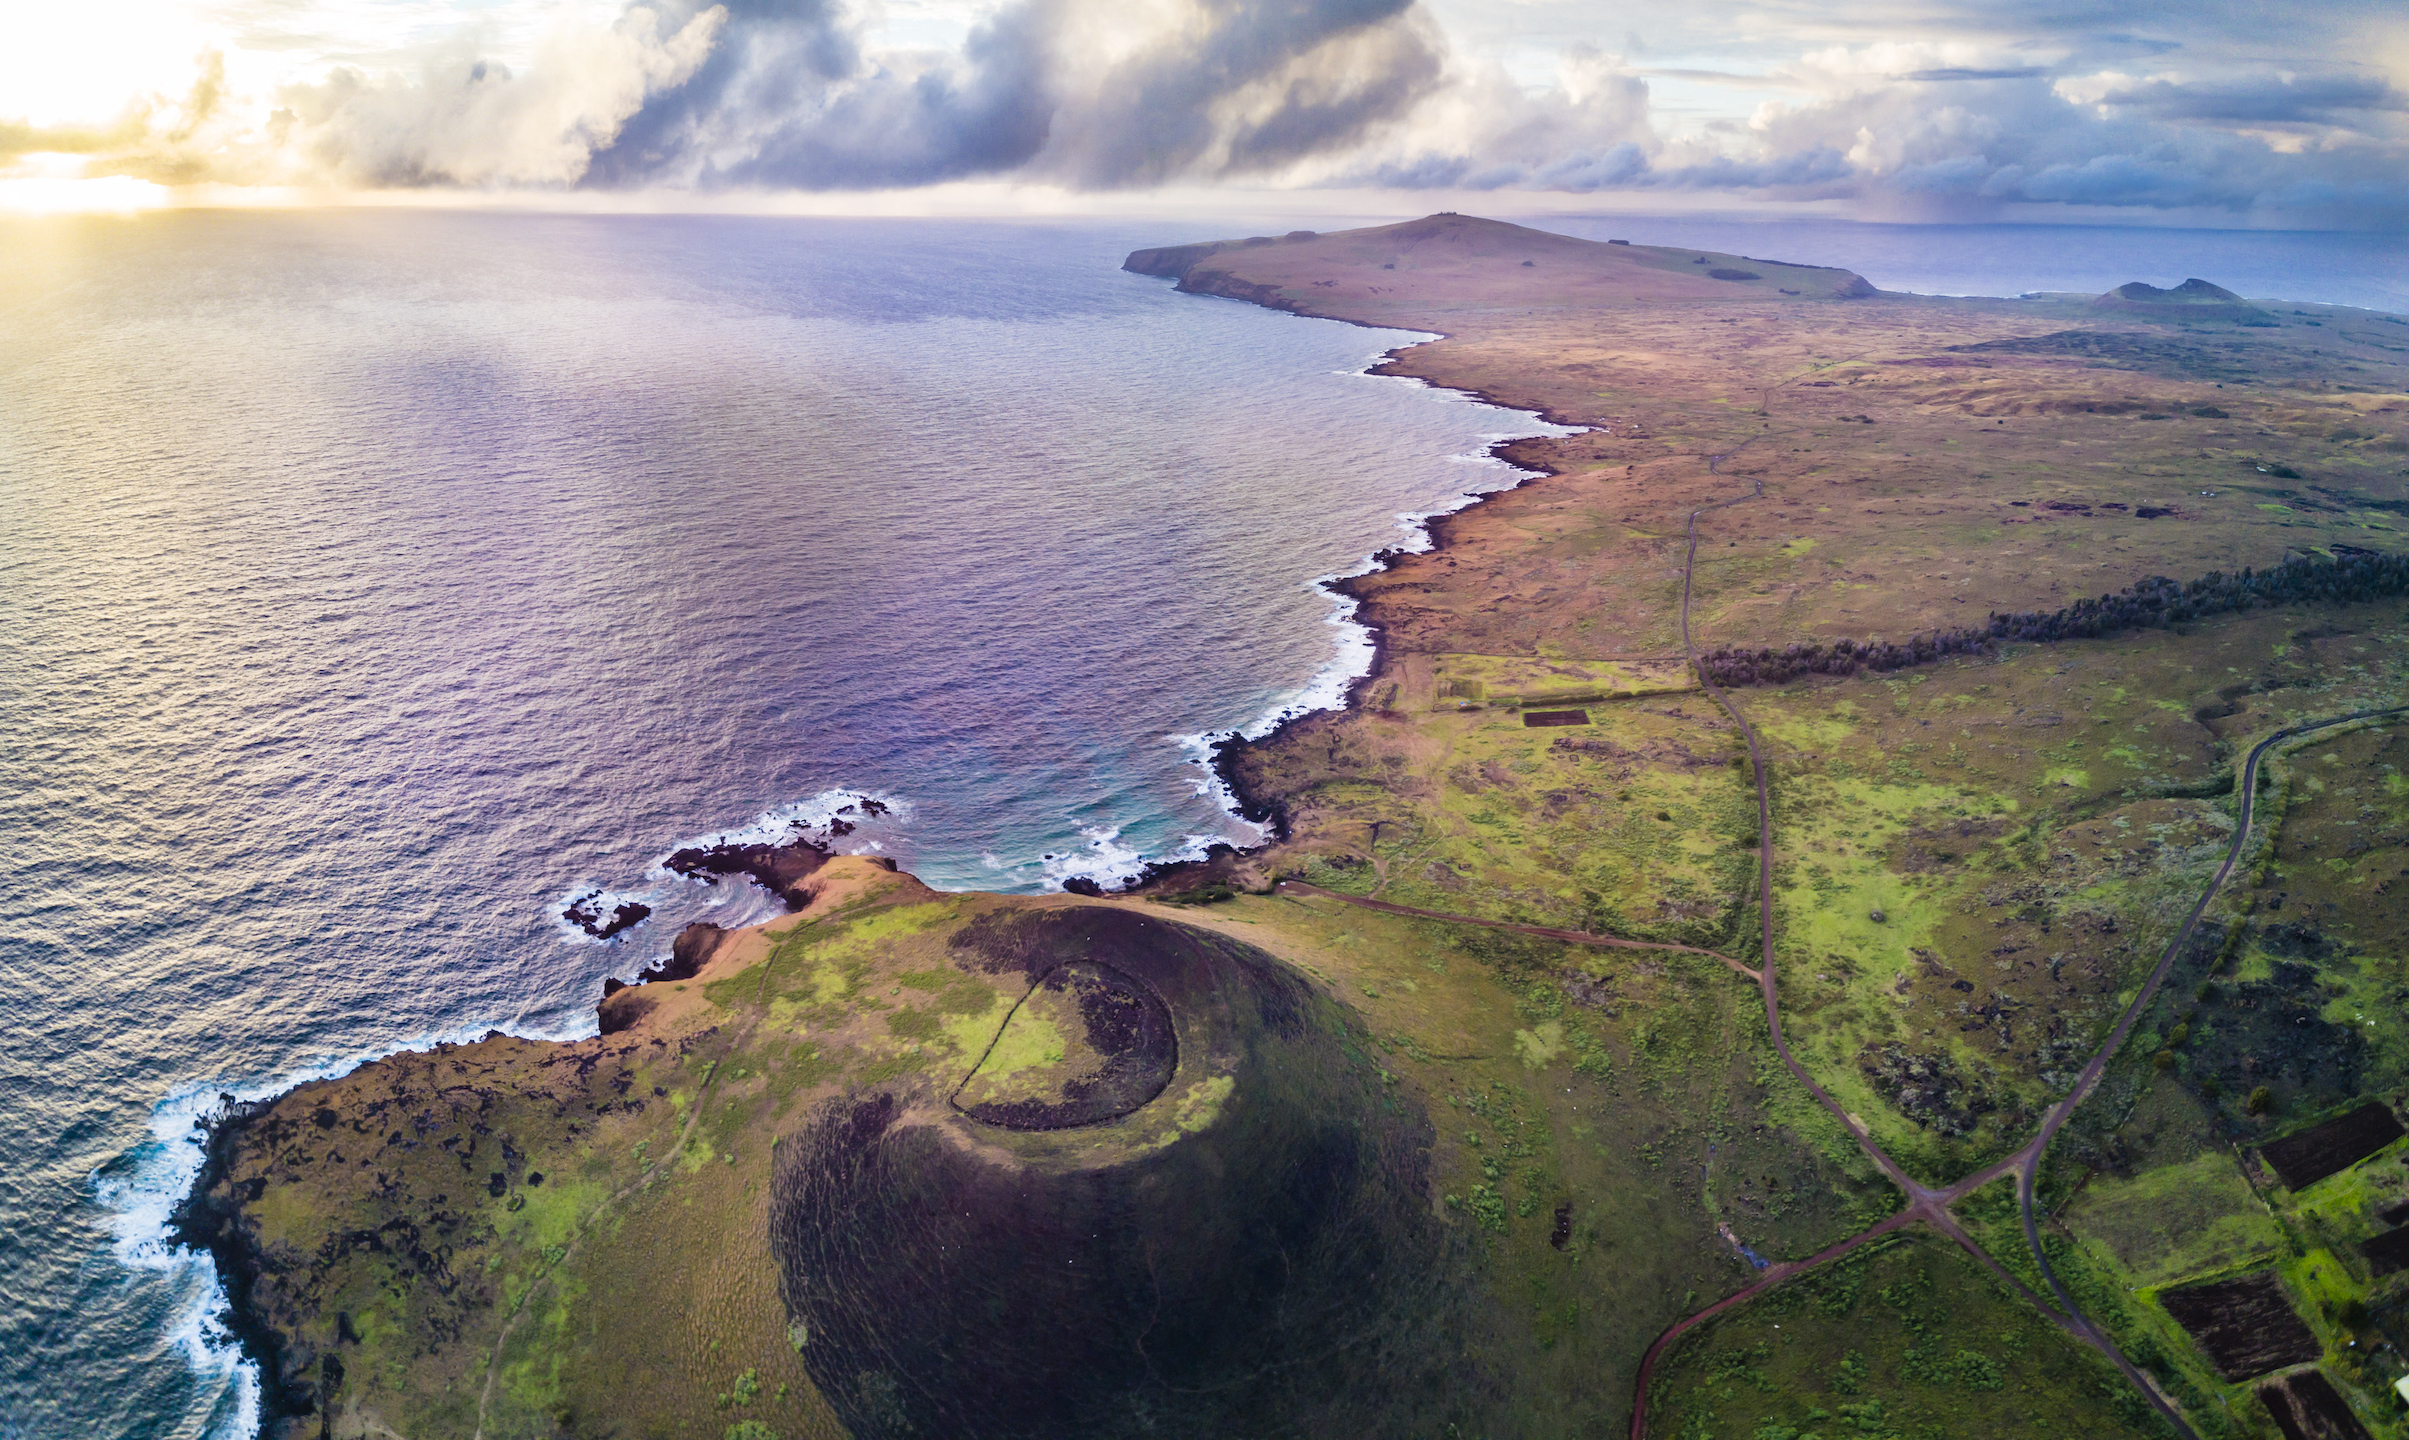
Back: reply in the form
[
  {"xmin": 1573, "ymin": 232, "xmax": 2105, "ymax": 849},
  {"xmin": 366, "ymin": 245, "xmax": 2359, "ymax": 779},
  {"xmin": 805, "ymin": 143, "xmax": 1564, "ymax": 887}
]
[
  {"xmin": 1149, "ymin": 334, "xmax": 1577, "ymax": 849},
  {"xmin": 150, "ymin": 215, "xmax": 2409, "ymax": 1440},
  {"xmin": 1132, "ymin": 287, "xmax": 1583, "ymax": 881},
  {"xmin": 154, "ymin": 255, "xmax": 1578, "ymax": 1426}
]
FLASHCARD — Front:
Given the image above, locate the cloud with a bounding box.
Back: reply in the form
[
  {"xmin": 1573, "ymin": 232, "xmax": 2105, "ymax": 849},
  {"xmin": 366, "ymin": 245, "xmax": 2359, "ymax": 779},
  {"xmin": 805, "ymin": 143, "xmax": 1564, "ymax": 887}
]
[
  {"xmin": 10, "ymin": 0, "xmax": 2407, "ymax": 223},
  {"xmin": 1339, "ymin": 27, "xmax": 2409, "ymax": 221},
  {"xmin": 1336, "ymin": 45, "xmax": 1658, "ymax": 191},
  {"xmin": 274, "ymin": 5, "xmax": 726, "ymax": 185},
  {"xmin": 570, "ymin": 0, "xmax": 1447, "ymax": 189},
  {"xmin": 2, "ymin": 53, "xmax": 236, "ymax": 178},
  {"xmin": 2086, "ymin": 72, "xmax": 2409, "ymax": 126},
  {"xmin": 1901, "ymin": 67, "xmax": 2050, "ymax": 82}
]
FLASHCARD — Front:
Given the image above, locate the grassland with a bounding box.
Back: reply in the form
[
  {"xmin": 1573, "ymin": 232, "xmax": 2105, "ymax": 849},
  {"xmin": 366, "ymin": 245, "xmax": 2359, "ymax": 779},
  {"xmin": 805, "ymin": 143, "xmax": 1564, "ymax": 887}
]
[
  {"xmin": 1646, "ymin": 1231, "xmax": 2165, "ymax": 1440},
  {"xmin": 188, "ymin": 215, "xmax": 2409, "ymax": 1439}
]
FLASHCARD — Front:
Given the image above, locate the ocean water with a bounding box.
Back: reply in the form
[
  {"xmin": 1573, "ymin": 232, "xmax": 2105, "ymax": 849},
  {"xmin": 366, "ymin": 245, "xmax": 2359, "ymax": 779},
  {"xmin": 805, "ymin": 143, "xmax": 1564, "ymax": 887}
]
[
  {"xmin": 1533, "ymin": 215, "xmax": 2409, "ymax": 315},
  {"xmin": 0, "ymin": 210, "xmax": 1561, "ymax": 1438},
  {"xmin": 4, "ymin": 208, "xmax": 2401, "ymax": 1439}
]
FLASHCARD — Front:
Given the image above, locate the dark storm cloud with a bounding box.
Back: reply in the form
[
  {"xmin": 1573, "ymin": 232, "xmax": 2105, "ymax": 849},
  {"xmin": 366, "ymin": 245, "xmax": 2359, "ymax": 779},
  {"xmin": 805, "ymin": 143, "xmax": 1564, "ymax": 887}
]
[
  {"xmin": 578, "ymin": 0, "xmax": 1445, "ymax": 189},
  {"xmin": 2094, "ymin": 72, "xmax": 2408, "ymax": 126},
  {"xmin": 581, "ymin": 0, "xmax": 1002, "ymax": 188}
]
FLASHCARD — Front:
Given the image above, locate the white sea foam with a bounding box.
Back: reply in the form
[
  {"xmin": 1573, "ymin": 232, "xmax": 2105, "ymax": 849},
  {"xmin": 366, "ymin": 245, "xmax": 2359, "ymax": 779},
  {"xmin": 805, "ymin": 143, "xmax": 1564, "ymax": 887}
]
[
  {"xmin": 655, "ymin": 787, "xmax": 914, "ymax": 870},
  {"xmin": 1037, "ymin": 827, "xmax": 1152, "ymax": 891},
  {"xmin": 617, "ymin": 786, "xmax": 918, "ymax": 933},
  {"xmin": 94, "ymin": 1009, "xmax": 595, "ymax": 1440},
  {"xmin": 548, "ymin": 884, "xmax": 659, "ymax": 945},
  {"xmin": 97, "ymin": 793, "xmax": 920, "ymax": 1417},
  {"xmin": 1164, "ymin": 731, "xmax": 1274, "ymax": 845},
  {"xmin": 87, "ymin": 290, "xmax": 1568, "ymax": 1433},
  {"xmin": 158, "ymin": 1267, "xmax": 257, "ymax": 1440},
  {"xmin": 1174, "ymin": 346, "xmax": 1582, "ymax": 782}
]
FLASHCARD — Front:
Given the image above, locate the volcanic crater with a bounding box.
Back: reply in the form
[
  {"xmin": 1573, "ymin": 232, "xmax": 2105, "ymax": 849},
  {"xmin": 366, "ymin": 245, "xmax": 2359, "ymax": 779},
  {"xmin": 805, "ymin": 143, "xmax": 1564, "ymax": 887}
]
[{"xmin": 768, "ymin": 905, "xmax": 1462, "ymax": 1439}]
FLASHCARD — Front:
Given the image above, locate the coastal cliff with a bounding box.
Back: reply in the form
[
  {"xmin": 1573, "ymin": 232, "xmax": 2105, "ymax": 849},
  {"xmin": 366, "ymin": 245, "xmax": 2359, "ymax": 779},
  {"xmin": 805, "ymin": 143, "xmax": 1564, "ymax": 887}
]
[
  {"xmin": 171, "ymin": 860, "xmax": 1512, "ymax": 1440},
  {"xmin": 178, "ymin": 211, "xmax": 2409, "ymax": 1440}
]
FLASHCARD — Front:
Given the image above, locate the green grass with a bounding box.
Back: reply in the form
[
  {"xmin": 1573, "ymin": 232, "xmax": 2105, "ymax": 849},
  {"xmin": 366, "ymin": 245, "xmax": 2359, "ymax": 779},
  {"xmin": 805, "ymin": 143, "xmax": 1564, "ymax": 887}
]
[
  {"xmin": 1647, "ymin": 1232, "xmax": 2162, "ymax": 1440},
  {"xmin": 2061, "ymin": 1151, "xmax": 2285, "ymax": 1288}
]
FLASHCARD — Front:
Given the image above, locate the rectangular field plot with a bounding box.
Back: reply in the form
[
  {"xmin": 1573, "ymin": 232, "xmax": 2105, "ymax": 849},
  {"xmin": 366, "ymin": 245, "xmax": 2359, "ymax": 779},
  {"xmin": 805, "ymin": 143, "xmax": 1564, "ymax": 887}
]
[
  {"xmin": 2255, "ymin": 1369, "xmax": 2372, "ymax": 1440},
  {"xmin": 2159, "ymin": 1270, "xmax": 2321, "ymax": 1380},
  {"xmin": 1429, "ymin": 653, "xmax": 1693, "ymax": 711},
  {"xmin": 2359, "ymin": 1227, "xmax": 2409, "ymax": 1277},
  {"xmin": 2063, "ymin": 1151, "xmax": 2285, "ymax": 1287},
  {"xmin": 2260, "ymin": 1103, "xmax": 2405, "ymax": 1192}
]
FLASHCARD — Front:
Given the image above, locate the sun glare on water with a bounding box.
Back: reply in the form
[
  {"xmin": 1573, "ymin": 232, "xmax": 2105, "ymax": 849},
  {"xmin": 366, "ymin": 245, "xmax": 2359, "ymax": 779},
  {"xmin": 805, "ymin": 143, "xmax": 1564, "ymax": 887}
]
[{"xmin": 0, "ymin": 155, "xmax": 172, "ymax": 215}]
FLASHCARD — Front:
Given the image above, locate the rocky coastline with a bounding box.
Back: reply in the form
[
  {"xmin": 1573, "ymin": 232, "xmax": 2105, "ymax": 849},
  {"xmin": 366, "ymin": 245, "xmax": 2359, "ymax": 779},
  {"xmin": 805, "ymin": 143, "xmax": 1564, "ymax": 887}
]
[
  {"xmin": 1123, "ymin": 246, "xmax": 1576, "ymax": 898},
  {"xmin": 168, "ymin": 1094, "xmax": 318, "ymax": 1437}
]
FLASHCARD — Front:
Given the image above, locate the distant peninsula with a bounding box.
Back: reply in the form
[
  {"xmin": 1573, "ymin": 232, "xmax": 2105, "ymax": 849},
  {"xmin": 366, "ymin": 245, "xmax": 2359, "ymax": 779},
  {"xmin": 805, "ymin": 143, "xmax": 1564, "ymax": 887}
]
[{"xmin": 180, "ymin": 215, "xmax": 2409, "ymax": 1440}]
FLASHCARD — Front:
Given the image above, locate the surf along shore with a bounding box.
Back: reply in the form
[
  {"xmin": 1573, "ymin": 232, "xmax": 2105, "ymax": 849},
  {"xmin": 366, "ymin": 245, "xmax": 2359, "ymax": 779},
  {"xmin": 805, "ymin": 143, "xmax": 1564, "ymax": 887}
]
[{"xmin": 179, "ymin": 214, "xmax": 2409, "ymax": 1440}]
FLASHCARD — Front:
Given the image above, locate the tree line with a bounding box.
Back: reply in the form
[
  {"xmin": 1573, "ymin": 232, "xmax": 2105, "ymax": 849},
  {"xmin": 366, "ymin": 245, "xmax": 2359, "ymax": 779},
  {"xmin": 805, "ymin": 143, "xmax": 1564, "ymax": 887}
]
[{"xmin": 1696, "ymin": 547, "xmax": 2409, "ymax": 687}]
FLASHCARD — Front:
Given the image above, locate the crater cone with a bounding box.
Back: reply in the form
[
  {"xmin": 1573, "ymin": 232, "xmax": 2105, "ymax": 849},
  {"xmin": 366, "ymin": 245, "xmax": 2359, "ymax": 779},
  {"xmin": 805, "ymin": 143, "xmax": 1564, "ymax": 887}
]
[
  {"xmin": 951, "ymin": 960, "xmax": 1176, "ymax": 1130},
  {"xmin": 770, "ymin": 906, "xmax": 1465, "ymax": 1438}
]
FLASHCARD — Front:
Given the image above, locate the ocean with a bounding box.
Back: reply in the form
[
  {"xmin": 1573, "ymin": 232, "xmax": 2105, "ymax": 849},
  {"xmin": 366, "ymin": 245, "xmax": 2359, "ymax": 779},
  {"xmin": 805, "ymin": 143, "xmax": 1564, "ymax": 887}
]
[{"xmin": 0, "ymin": 209, "xmax": 2397, "ymax": 1439}]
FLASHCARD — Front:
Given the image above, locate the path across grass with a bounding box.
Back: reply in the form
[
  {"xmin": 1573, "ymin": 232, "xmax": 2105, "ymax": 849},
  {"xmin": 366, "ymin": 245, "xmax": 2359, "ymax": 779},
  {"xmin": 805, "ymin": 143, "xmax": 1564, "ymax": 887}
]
[{"xmin": 1614, "ymin": 413, "xmax": 2409, "ymax": 1439}]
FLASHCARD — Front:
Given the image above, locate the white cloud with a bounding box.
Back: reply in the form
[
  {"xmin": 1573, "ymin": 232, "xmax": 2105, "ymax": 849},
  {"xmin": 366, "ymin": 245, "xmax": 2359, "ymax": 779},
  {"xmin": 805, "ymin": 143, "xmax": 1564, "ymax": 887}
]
[
  {"xmin": 273, "ymin": 3, "xmax": 724, "ymax": 185},
  {"xmin": 1, "ymin": 0, "xmax": 2401, "ymax": 222}
]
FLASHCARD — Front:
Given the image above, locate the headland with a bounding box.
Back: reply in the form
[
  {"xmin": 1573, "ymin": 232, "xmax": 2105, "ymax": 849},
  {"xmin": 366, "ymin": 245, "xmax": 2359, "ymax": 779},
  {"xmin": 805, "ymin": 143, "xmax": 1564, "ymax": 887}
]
[{"xmin": 180, "ymin": 214, "xmax": 2409, "ymax": 1440}]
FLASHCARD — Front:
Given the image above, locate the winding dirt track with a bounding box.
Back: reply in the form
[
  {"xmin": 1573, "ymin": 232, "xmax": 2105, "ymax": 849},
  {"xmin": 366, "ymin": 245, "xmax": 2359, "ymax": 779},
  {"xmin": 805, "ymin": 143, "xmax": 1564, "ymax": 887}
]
[
  {"xmin": 1256, "ymin": 416, "xmax": 2396, "ymax": 1435},
  {"xmin": 1633, "ymin": 434, "xmax": 2202, "ymax": 1440},
  {"xmin": 2006, "ymin": 707, "xmax": 2409, "ymax": 1377},
  {"xmin": 1618, "ymin": 422, "xmax": 2409, "ymax": 1438}
]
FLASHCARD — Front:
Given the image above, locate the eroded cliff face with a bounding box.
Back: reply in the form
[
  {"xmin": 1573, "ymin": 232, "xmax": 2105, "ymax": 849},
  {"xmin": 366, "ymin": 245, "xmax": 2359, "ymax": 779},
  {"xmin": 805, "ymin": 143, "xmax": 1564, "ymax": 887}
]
[
  {"xmin": 1115, "ymin": 213, "xmax": 2409, "ymax": 1440},
  {"xmin": 172, "ymin": 858, "xmax": 919, "ymax": 1439}
]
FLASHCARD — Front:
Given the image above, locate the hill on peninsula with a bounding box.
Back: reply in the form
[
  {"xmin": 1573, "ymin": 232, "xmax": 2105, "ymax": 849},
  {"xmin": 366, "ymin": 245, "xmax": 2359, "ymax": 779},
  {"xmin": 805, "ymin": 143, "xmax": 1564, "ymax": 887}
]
[{"xmin": 1124, "ymin": 212, "xmax": 1878, "ymax": 318}]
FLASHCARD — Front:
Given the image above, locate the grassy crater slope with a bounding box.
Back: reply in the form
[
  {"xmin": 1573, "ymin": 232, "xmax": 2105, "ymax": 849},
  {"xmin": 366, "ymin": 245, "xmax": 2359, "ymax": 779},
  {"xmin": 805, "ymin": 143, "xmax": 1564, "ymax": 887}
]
[{"xmin": 181, "ymin": 853, "xmax": 1913, "ymax": 1439}]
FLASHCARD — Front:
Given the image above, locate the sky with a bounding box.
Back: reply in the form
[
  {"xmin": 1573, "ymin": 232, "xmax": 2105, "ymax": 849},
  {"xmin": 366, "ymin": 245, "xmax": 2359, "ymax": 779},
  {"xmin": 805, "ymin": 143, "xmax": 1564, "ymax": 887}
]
[{"xmin": 2, "ymin": 0, "xmax": 2406, "ymax": 222}]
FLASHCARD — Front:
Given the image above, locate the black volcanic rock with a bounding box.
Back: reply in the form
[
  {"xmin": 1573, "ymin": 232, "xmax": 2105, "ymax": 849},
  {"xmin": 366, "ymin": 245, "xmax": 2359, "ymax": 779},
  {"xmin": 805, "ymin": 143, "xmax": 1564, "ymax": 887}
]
[
  {"xmin": 597, "ymin": 921, "xmax": 726, "ymax": 1029},
  {"xmin": 662, "ymin": 834, "xmax": 829, "ymax": 909},
  {"xmin": 169, "ymin": 1096, "xmax": 321, "ymax": 1433},
  {"xmin": 562, "ymin": 890, "xmax": 651, "ymax": 939}
]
